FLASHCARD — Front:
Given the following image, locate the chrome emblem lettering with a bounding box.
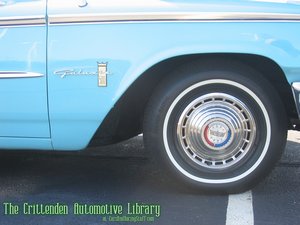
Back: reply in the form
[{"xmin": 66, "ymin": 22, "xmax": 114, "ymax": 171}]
[
  {"xmin": 54, "ymin": 63, "xmax": 110, "ymax": 87},
  {"xmin": 54, "ymin": 69, "xmax": 97, "ymax": 78}
]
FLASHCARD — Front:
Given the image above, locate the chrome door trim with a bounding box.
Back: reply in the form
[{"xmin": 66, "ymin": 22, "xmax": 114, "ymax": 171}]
[
  {"xmin": 0, "ymin": 16, "xmax": 46, "ymax": 27},
  {"xmin": 0, "ymin": 71, "xmax": 44, "ymax": 78}
]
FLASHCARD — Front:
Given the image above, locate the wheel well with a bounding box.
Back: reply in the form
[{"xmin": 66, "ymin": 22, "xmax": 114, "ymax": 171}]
[{"xmin": 89, "ymin": 53, "xmax": 296, "ymax": 146}]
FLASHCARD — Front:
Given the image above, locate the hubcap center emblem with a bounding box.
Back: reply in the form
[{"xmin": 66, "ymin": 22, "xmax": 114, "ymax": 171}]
[{"xmin": 203, "ymin": 121, "xmax": 232, "ymax": 149}]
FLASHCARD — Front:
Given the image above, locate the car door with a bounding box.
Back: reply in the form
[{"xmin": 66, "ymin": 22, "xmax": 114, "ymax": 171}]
[{"xmin": 0, "ymin": 0, "xmax": 49, "ymax": 138}]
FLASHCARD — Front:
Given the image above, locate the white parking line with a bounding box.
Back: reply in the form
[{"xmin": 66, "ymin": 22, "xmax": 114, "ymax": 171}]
[{"xmin": 226, "ymin": 190, "xmax": 254, "ymax": 225}]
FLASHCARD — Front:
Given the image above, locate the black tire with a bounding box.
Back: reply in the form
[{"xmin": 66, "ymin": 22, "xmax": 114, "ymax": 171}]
[{"xmin": 143, "ymin": 59, "xmax": 287, "ymax": 193}]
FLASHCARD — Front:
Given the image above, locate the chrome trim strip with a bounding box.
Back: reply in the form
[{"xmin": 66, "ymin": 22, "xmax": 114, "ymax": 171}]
[
  {"xmin": 48, "ymin": 12, "xmax": 300, "ymax": 25},
  {"xmin": 0, "ymin": 16, "xmax": 45, "ymax": 27},
  {"xmin": 292, "ymin": 82, "xmax": 300, "ymax": 119},
  {"xmin": 0, "ymin": 71, "xmax": 44, "ymax": 78}
]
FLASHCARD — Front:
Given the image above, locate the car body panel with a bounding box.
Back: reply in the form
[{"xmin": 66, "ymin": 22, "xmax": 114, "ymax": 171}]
[
  {"xmin": 0, "ymin": 0, "xmax": 50, "ymax": 140},
  {"xmin": 47, "ymin": 0, "xmax": 300, "ymax": 150},
  {"xmin": 0, "ymin": 0, "xmax": 300, "ymax": 150}
]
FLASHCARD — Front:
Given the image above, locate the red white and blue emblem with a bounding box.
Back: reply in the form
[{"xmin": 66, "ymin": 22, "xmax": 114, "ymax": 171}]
[{"xmin": 203, "ymin": 121, "xmax": 232, "ymax": 149}]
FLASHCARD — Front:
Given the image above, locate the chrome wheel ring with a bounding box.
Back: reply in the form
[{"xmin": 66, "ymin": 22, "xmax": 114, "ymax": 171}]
[{"xmin": 177, "ymin": 93, "xmax": 256, "ymax": 170}]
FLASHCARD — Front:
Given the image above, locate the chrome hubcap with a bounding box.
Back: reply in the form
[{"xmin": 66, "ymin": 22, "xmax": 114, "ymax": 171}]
[{"xmin": 177, "ymin": 93, "xmax": 256, "ymax": 169}]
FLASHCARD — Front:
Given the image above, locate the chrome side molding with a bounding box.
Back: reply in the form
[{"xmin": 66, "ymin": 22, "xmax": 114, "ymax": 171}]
[
  {"xmin": 0, "ymin": 71, "xmax": 44, "ymax": 78},
  {"xmin": 48, "ymin": 12, "xmax": 300, "ymax": 25},
  {"xmin": 0, "ymin": 16, "xmax": 45, "ymax": 27},
  {"xmin": 1, "ymin": 12, "xmax": 300, "ymax": 27}
]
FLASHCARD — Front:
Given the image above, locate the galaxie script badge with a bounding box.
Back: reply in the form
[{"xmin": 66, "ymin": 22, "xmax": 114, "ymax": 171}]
[
  {"xmin": 54, "ymin": 62, "xmax": 108, "ymax": 87},
  {"xmin": 54, "ymin": 69, "xmax": 97, "ymax": 78}
]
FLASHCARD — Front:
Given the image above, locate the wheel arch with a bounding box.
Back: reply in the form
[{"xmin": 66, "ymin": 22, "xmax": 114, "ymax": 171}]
[{"xmin": 89, "ymin": 53, "xmax": 296, "ymax": 146}]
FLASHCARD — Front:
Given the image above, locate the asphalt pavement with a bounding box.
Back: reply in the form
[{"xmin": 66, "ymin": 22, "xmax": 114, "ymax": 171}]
[{"xmin": 0, "ymin": 131, "xmax": 299, "ymax": 225}]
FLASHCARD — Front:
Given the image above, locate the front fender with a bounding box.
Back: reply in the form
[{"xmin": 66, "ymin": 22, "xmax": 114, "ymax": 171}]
[{"xmin": 48, "ymin": 21, "xmax": 300, "ymax": 150}]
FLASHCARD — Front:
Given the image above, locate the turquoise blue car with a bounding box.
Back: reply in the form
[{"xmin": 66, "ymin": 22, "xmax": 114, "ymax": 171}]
[{"xmin": 1, "ymin": 0, "xmax": 300, "ymax": 192}]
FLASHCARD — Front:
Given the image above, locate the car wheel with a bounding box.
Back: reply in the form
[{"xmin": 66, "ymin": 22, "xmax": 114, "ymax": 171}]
[{"xmin": 144, "ymin": 60, "xmax": 287, "ymax": 193}]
